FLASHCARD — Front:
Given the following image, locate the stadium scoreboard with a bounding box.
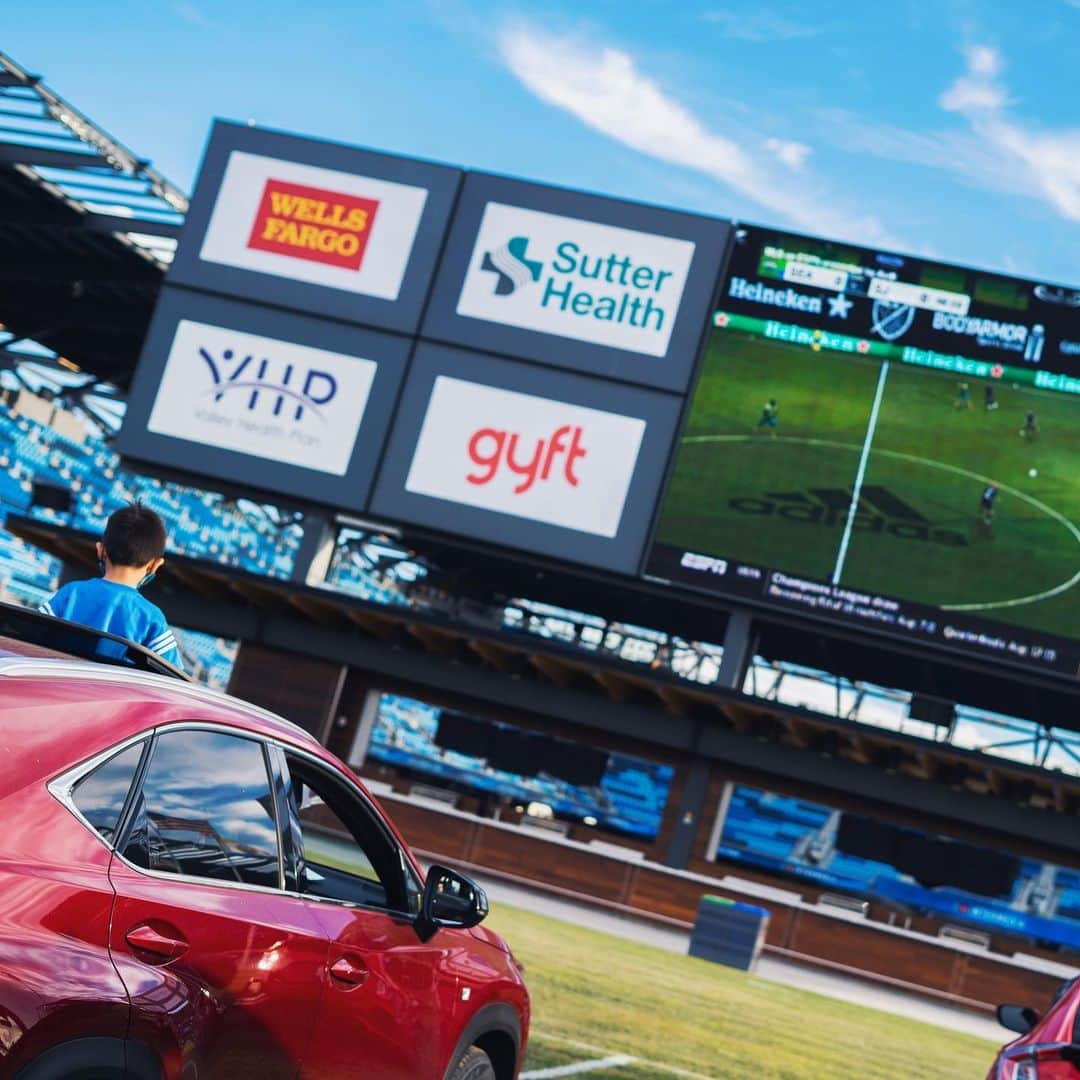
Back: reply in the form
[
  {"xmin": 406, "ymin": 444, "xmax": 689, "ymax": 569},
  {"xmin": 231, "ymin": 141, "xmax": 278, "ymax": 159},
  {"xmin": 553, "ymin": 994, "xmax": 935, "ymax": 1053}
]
[
  {"xmin": 647, "ymin": 225, "xmax": 1080, "ymax": 674},
  {"xmin": 117, "ymin": 120, "xmax": 1079, "ymax": 675}
]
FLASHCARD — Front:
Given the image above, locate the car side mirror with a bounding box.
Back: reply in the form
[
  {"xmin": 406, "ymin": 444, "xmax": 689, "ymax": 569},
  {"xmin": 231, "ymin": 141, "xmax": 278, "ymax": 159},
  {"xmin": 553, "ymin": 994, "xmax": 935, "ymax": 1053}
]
[
  {"xmin": 997, "ymin": 1004, "xmax": 1039, "ymax": 1035},
  {"xmin": 415, "ymin": 864, "xmax": 489, "ymax": 943}
]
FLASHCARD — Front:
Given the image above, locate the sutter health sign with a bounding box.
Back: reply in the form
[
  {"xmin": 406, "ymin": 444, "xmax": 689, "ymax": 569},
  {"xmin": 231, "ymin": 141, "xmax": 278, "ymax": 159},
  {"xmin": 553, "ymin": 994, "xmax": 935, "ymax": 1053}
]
[
  {"xmin": 147, "ymin": 320, "xmax": 376, "ymax": 476},
  {"xmin": 456, "ymin": 203, "xmax": 695, "ymax": 357},
  {"xmin": 200, "ymin": 151, "xmax": 428, "ymax": 299},
  {"xmin": 404, "ymin": 376, "xmax": 646, "ymax": 537}
]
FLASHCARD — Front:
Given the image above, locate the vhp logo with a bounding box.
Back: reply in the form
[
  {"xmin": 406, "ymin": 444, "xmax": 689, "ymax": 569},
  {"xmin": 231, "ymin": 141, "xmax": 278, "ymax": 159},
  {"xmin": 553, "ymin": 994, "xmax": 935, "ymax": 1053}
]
[
  {"xmin": 147, "ymin": 319, "xmax": 377, "ymax": 477},
  {"xmin": 200, "ymin": 345, "xmax": 337, "ymax": 422},
  {"xmin": 481, "ymin": 236, "xmax": 543, "ymax": 296}
]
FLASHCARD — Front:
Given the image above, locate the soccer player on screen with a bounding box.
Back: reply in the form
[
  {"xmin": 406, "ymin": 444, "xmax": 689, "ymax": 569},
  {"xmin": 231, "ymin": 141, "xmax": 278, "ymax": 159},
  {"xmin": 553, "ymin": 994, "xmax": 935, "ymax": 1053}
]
[
  {"xmin": 984, "ymin": 384, "xmax": 998, "ymax": 411},
  {"xmin": 954, "ymin": 382, "xmax": 972, "ymax": 410},
  {"xmin": 754, "ymin": 398, "xmax": 779, "ymax": 438},
  {"xmin": 1020, "ymin": 410, "xmax": 1038, "ymax": 441},
  {"xmin": 979, "ymin": 484, "xmax": 999, "ymax": 536}
]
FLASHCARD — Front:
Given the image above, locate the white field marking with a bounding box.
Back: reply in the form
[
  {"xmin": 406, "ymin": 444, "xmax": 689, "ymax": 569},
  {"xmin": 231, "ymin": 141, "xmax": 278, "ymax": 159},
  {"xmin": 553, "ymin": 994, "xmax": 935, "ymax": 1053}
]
[
  {"xmin": 520, "ymin": 1055, "xmax": 636, "ymax": 1078},
  {"xmin": 832, "ymin": 360, "xmax": 890, "ymax": 585},
  {"xmin": 678, "ymin": 434, "xmax": 1080, "ymax": 611},
  {"xmin": 530, "ymin": 1030, "xmax": 719, "ymax": 1080}
]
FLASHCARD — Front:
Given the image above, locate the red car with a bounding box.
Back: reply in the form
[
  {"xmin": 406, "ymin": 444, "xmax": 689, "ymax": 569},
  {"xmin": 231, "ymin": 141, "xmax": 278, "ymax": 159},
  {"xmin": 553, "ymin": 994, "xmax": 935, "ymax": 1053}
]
[
  {"xmin": 988, "ymin": 978, "xmax": 1080, "ymax": 1079},
  {"xmin": 0, "ymin": 606, "xmax": 529, "ymax": 1079}
]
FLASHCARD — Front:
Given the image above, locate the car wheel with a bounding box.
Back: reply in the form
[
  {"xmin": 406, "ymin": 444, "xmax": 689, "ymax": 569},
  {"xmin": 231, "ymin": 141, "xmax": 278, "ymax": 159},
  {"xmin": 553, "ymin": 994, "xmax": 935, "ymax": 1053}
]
[{"xmin": 448, "ymin": 1046, "xmax": 497, "ymax": 1080}]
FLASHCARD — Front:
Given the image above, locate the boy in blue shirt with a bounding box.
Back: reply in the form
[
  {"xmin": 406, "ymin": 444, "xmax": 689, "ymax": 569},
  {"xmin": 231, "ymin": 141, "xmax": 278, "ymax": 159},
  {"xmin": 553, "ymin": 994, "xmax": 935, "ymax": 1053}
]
[{"xmin": 40, "ymin": 503, "xmax": 183, "ymax": 669}]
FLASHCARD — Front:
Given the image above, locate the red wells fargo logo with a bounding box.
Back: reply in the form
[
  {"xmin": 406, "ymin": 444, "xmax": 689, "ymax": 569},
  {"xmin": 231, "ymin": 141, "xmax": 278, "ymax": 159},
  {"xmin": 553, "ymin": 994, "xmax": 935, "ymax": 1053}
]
[{"xmin": 247, "ymin": 178, "xmax": 379, "ymax": 271}]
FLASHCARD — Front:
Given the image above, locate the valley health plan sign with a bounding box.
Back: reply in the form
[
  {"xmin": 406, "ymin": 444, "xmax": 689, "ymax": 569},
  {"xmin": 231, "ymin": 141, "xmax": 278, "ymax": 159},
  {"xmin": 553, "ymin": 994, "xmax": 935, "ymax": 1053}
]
[
  {"xmin": 168, "ymin": 121, "xmax": 462, "ymax": 334},
  {"xmin": 118, "ymin": 288, "xmax": 408, "ymax": 511},
  {"xmin": 422, "ymin": 173, "xmax": 730, "ymax": 393},
  {"xmin": 372, "ymin": 343, "xmax": 682, "ymax": 572}
]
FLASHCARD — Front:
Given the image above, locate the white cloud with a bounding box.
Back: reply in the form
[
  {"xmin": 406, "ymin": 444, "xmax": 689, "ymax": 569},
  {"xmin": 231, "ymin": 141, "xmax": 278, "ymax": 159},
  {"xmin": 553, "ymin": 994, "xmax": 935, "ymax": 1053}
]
[
  {"xmin": 939, "ymin": 44, "xmax": 1080, "ymax": 222},
  {"xmin": 498, "ymin": 23, "xmax": 899, "ymax": 247},
  {"xmin": 700, "ymin": 10, "xmax": 825, "ymax": 42},
  {"xmin": 940, "ymin": 45, "xmax": 1008, "ymax": 113},
  {"xmin": 765, "ymin": 138, "xmax": 811, "ymax": 171}
]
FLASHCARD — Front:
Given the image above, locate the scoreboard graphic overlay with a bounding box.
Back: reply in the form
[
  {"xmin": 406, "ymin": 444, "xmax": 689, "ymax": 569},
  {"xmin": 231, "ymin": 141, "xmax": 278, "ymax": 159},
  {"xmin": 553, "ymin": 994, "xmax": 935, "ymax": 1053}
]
[{"xmin": 647, "ymin": 225, "xmax": 1080, "ymax": 673}]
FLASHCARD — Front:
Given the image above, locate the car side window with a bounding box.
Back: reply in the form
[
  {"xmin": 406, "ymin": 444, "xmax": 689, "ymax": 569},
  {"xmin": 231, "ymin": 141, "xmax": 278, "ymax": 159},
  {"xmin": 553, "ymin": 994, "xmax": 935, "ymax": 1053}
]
[
  {"xmin": 122, "ymin": 729, "xmax": 281, "ymax": 891},
  {"xmin": 282, "ymin": 753, "xmax": 418, "ymax": 914},
  {"xmin": 72, "ymin": 742, "xmax": 145, "ymax": 844}
]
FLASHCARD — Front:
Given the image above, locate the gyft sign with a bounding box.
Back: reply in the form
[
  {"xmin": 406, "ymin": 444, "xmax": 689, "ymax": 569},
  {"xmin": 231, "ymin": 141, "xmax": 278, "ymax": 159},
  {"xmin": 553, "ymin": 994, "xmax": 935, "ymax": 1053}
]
[
  {"xmin": 423, "ymin": 173, "xmax": 730, "ymax": 393},
  {"xmin": 457, "ymin": 203, "xmax": 695, "ymax": 357},
  {"xmin": 404, "ymin": 376, "xmax": 646, "ymax": 538},
  {"xmin": 371, "ymin": 344, "xmax": 683, "ymax": 573},
  {"xmin": 147, "ymin": 320, "xmax": 376, "ymax": 476}
]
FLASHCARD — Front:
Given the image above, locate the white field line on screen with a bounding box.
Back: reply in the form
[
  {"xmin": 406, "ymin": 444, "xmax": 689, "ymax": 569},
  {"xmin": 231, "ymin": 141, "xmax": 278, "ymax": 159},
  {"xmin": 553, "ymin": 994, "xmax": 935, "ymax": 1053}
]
[
  {"xmin": 831, "ymin": 360, "xmax": 890, "ymax": 586},
  {"xmin": 530, "ymin": 1031, "xmax": 719, "ymax": 1080},
  {"xmin": 679, "ymin": 433, "xmax": 1080, "ymax": 610},
  {"xmin": 520, "ymin": 1055, "xmax": 637, "ymax": 1078}
]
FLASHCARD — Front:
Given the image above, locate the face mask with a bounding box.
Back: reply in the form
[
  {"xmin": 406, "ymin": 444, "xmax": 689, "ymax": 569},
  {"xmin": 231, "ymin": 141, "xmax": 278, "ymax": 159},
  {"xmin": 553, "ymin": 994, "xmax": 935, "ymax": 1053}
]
[
  {"xmin": 97, "ymin": 558, "xmax": 106, "ymax": 576},
  {"xmin": 137, "ymin": 572, "xmax": 156, "ymax": 590}
]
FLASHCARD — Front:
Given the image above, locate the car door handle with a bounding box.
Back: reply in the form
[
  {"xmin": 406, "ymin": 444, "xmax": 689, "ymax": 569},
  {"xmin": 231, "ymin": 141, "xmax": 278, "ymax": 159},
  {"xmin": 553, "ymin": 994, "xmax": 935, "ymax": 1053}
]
[
  {"xmin": 125, "ymin": 923, "xmax": 188, "ymax": 960},
  {"xmin": 328, "ymin": 955, "xmax": 368, "ymax": 987}
]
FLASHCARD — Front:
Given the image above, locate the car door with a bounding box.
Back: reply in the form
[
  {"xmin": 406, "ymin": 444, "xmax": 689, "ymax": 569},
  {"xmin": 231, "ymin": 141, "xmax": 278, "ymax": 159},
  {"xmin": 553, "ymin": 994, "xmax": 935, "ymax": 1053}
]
[
  {"xmin": 273, "ymin": 747, "xmax": 461, "ymax": 1080},
  {"xmin": 107, "ymin": 725, "xmax": 329, "ymax": 1080}
]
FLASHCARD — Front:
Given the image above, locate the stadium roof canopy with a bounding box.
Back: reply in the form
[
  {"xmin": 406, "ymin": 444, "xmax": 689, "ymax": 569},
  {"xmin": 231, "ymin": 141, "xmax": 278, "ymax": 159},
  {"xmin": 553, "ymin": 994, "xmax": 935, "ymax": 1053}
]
[{"xmin": 0, "ymin": 51, "xmax": 182, "ymax": 387}]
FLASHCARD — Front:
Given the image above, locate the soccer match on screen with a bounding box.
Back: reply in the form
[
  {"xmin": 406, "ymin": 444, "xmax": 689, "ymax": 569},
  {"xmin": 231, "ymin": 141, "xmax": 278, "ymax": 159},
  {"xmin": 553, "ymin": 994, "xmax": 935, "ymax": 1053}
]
[{"xmin": 0, "ymin": 5, "xmax": 1079, "ymax": 1080}]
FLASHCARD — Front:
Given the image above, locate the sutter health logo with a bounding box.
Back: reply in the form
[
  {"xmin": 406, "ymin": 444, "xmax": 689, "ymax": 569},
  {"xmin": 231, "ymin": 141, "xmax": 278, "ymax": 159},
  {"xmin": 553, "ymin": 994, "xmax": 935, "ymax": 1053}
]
[
  {"xmin": 147, "ymin": 319, "xmax": 376, "ymax": 476},
  {"xmin": 247, "ymin": 178, "xmax": 379, "ymax": 271},
  {"xmin": 404, "ymin": 376, "xmax": 645, "ymax": 537},
  {"xmin": 457, "ymin": 203, "xmax": 695, "ymax": 357},
  {"xmin": 201, "ymin": 151, "xmax": 428, "ymax": 300}
]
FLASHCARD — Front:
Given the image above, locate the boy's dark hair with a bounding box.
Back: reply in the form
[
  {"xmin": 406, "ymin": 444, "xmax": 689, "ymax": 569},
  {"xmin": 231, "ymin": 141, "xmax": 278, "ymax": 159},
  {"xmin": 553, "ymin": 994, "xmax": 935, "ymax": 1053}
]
[{"xmin": 103, "ymin": 503, "xmax": 167, "ymax": 567}]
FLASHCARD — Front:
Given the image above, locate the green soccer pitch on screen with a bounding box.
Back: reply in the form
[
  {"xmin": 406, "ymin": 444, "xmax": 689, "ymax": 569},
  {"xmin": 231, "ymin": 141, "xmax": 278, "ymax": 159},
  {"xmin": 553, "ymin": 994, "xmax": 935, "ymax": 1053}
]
[{"xmin": 646, "ymin": 225, "xmax": 1080, "ymax": 674}]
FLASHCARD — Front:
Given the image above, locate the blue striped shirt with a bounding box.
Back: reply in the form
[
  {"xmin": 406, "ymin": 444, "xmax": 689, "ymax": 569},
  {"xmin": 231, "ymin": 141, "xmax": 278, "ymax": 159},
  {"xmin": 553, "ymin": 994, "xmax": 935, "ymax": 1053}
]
[{"xmin": 40, "ymin": 578, "xmax": 183, "ymax": 669}]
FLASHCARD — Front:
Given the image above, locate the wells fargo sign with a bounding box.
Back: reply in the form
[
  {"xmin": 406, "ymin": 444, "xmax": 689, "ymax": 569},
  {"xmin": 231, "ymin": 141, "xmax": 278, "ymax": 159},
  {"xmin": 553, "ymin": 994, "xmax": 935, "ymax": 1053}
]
[{"xmin": 247, "ymin": 178, "xmax": 380, "ymax": 271}]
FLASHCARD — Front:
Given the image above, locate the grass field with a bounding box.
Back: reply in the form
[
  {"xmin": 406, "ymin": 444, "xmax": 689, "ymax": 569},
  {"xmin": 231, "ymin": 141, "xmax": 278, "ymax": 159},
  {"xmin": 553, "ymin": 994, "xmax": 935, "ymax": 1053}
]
[
  {"xmin": 489, "ymin": 904, "xmax": 997, "ymax": 1080},
  {"xmin": 655, "ymin": 329, "xmax": 1080, "ymax": 640}
]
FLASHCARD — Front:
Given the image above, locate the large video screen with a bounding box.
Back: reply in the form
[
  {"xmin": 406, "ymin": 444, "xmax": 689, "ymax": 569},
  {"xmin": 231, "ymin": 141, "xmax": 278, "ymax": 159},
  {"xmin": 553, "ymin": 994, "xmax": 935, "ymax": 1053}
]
[
  {"xmin": 648, "ymin": 226, "xmax": 1080, "ymax": 673},
  {"xmin": 718, "ymin": 785, "xmax": 1080, "ymax": 954}
]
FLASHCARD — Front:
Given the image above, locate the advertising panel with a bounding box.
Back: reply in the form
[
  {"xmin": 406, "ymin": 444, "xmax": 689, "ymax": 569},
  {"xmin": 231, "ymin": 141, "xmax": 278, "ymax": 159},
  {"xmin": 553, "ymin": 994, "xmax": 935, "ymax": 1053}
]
[
  {"xmin": 371, "ymin": 343, "xmax": 682, "ymax": 572},
  {"xmin": 422, "ymin": 173, "xmax": 730, "ymax": 392},
  {"xmin": 118, "ymin": 288, "xmax": 409, "ymax": 511},
  {"xmin": 168, "ymin": 121, "xmax": 462, "ymax": 333},
  {"xmin": 646, "ymin": 225, "xmax": 1080, "ymax": 674}
]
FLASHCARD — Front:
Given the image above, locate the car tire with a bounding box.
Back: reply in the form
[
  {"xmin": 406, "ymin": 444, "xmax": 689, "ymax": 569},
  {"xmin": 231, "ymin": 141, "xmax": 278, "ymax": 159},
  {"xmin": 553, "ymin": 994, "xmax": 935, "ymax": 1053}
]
[{"xmin": 448, "ymin": 1046, "xmax": 497, "ymax": 1080}]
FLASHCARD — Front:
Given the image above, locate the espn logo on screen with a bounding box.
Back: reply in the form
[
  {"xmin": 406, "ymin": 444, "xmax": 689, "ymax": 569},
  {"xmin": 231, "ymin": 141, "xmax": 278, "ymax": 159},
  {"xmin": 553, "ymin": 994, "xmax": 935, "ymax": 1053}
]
[
  {"xmin": 404, "ymin": 377, "xmax": 645, "ymax": 536},
  {"xmin": 456, "ymin": 203, "xmax": 695, "ymax": 357},
  {"xmin": 247, "ymin": 178, "xmax": 378, "ymax": 271},
  {"xmin": 200, "ymin": 151, "xmax": 428, "ymax": 299}
]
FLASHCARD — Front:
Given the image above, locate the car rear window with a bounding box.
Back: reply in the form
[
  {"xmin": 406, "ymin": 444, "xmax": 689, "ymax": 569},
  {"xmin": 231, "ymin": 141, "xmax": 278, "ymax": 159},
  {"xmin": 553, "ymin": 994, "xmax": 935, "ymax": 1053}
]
[
  {"xmin": 72, "ymin": 742, "xmax": 144, "ymax": 844},
  {"xmin": 122, "ymin": 729, "xmax": 281, "ymax": 891}
]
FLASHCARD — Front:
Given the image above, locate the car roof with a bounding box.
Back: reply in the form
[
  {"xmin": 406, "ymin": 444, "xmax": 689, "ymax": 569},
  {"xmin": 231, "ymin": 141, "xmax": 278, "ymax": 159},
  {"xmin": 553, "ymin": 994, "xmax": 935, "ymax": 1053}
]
[{"xmin": 0, "ymin": 655, "xmax": 323, "ymax": 794}]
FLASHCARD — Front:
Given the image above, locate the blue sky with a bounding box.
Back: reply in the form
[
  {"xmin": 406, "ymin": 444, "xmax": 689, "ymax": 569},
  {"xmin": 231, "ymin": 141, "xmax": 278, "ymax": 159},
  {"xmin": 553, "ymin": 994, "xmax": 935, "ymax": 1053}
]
[{"xmin": 6, "ymin": 1, "xmax": 1080, "ymax": 284}]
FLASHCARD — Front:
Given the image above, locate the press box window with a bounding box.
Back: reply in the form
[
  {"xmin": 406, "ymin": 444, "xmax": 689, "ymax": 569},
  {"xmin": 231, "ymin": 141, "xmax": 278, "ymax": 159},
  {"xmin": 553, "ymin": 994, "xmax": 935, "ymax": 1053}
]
[
  {"xmin": 72, "ymin": 742, "xmax": 144, "ymax": 844},
  {"xmin": 123, "ymin": 729, "xmax": 281, "ymax": 890}
]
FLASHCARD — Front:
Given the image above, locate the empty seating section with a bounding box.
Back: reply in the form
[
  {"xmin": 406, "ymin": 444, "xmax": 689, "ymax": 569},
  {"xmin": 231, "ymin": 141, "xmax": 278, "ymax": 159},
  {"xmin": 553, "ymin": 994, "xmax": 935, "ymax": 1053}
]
[
  {"xmin": 718, "ymin": 785, "xmax": 1080, "ymax": 955},
  {"xmin": 0, "ymin": 402, "xmax": 302, "ymax": 587},
  {"xmin": 369, "ymin": 694, "xmax": 674, "ymax": 840}
]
